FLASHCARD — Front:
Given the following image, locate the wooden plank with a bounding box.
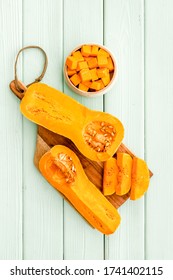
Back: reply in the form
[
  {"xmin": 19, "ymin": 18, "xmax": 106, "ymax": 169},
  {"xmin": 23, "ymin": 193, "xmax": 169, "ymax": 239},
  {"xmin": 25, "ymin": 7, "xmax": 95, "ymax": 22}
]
[
  {"xmin": 0, "ymin": 0, "xmax": 23, "ymax": 259},
  {"xmin": 22, "ymin": 0, "xmax": 64, "ymax": 259},
  {"xmin": 104, "ymin": 0, "xmax": 145, "ymax": 259},
  {"xmin": 63, "ymin": 0, "xmax": 104, "ymax": 259},
  {"xmin": 145, "ymin": 0, "xmax": 173, "ymax": 259}
]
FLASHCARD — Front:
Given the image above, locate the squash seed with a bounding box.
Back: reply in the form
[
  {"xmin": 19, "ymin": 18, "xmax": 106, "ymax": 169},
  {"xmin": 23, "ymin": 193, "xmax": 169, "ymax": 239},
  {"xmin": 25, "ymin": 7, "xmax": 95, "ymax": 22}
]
[
  {"xmin": 83, "ymin": 121, "xmax": 116, "ymax": 152},
  {"xmin": 54, "ymin": 153, "xmax": 76, "ymax": 183}
]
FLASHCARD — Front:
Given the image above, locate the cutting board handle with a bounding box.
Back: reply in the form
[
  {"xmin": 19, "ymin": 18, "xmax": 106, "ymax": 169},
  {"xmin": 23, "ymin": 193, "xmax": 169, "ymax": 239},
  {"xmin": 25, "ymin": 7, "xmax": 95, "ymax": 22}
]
[{"xmin": 9, "ymin": 79, "xmax": 27, "ymax": 99}]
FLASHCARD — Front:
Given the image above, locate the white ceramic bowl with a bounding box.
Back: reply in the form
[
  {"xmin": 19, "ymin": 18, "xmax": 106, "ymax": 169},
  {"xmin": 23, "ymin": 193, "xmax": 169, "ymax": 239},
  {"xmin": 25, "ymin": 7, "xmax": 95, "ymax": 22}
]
[{"xmin": 64, "ymin": 43, "xmax": 117, "ymax": 97}]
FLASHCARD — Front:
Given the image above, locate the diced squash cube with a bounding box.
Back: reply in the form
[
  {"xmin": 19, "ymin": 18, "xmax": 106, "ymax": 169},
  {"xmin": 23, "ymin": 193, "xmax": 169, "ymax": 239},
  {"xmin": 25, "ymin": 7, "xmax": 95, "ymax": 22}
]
[
  {"xmin": 98, "ymin": 48, "xmax": 110, "ymax": 57},
  {"xmin": 84, "ymin": 57, "xmax": 92, "ymax": 62},
  {"xmin": 107, "ymin": 57, "xmax": 114, "ymax": 72},
  {"xmin": 79, "ymin": 83, "xmax": 89, "ymax": 92},
  {"xmin": 76, "ymin": 61, "xmax": 88, "ymax": 71},
  {"xmin": 70, "ymin": 73, "xmax": 81, "ymax": 86},
  {"xmin": 91, "ymin": 45, "xmax": 99, "ymax": 56},
  {"xmin": 82, "ymin": 81, "xmax": 92, "ymax": 87},
  {"xmin": 72, "ymin": 50, "xmax": 84, "ymax": 62},
  {"xmin": 90, "ymin": 81, "xmax": 101, "ymax": 91},
  {"xmin": 97, "ymin": 55, "xmax": 108, "ymax": 68},
  {"xmin": 88, "ymin": 57, "xmax": 98, "ymax": 69},
  {"xmin": 97, "ymin": 79, "xmax": 105, "ymax": 90},
  {"xmin": 67, "ymin": 68, "xmax": 76, "ymax": 76},
  {"xmin": 102, "ymin": 73, "xmax": 110, "ymax": 86},
  {"xmin": 66, "ymin": 56, "xmax": 77, "ymax": 70},
  {"xmin": 81, "ymin": 45, "xmax": 91, "ymax": 57},
  {"xmin": 97, "ymin": 68, "xmax": 109, "ymax": 78},
  {"xmin": 79, "ymin": 69, "xmax": 92, "ymax": 82},
  {"xmin": 90, "ymin": 68, "xmax": 99, "ymax": 81}
]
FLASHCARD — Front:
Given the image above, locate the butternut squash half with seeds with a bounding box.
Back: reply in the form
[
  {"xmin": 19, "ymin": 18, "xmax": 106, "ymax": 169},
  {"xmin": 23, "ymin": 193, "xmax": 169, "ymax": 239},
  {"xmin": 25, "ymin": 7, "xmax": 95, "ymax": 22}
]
[
  {"xmin": 20, "ymin": 83, "xmax": 124, "ymax": 161},
  {"xmin": 39, "ymin": 145, "xmax": 121, "ymax": 234}
]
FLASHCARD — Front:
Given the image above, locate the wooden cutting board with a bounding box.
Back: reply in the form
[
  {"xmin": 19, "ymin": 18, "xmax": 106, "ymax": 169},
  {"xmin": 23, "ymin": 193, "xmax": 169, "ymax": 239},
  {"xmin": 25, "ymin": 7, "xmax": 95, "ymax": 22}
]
[
  {"xmin": 9, "ymin": 80, "xmax": 153, "ymax": 211},
  {"xmin": 34, "ymin": 125, "xmax": 153, "ymax": 209}
]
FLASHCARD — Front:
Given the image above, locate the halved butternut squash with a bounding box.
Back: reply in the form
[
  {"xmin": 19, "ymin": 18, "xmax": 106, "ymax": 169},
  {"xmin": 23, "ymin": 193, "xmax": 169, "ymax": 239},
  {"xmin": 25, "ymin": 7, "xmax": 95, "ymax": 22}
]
[
  {"xmin": 39, "ymin": 145, "xmax": 121, "ymax": 234},
  {"xmin": 20, "ymin": 83, "xmax": 124, "ymax": 161}
]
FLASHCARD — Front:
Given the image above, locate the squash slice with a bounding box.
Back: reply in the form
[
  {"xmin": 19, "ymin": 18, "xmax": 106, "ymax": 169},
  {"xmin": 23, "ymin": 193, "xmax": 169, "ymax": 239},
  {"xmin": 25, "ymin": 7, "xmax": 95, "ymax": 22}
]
[
  {"xmin": 116, "ymin": 153, "xmax": 132, "ymax": 196},
  {"xmin": 130, "ymin": 157, "xmax": 150, "ymax": 200}
]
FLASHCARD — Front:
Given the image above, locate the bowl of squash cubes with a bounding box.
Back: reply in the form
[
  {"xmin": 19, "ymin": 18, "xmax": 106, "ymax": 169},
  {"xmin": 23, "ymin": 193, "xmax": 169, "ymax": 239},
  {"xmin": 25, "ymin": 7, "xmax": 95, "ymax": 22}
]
[{"xmin": 64, "ymin": 44, "xmax": 117, "ymax": 97}]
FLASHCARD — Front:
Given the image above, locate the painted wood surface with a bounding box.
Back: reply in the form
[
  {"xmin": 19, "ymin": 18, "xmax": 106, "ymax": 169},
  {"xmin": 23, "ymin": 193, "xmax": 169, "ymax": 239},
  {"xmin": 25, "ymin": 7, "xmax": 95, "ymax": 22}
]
[
  {"xmin": 22, "ymin": 0, "xmax": 64, "ymax": 260},
  {"xmin": 63, "ymin": 0, "xmax": 104, "ymax": 260},
  {"xmin": 0, "ymin": 0, "xmax": 23, "ymax": 260},
  {"xmin": 0, "ymin": 0, "xmax": 173, "ymax": 260},
  {"xmin": 145, "ymin": 0, "xmax": 173, "ymax": 260},
  {"xmin": 104, "ymin": 0, "xmax": 145, "ymax": 260}
]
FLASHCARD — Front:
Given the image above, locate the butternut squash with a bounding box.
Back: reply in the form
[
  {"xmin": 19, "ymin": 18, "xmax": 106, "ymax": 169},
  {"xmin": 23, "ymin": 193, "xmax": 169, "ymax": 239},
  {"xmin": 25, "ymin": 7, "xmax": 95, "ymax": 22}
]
[
  {"xmin": 20, "ymin": 83, "xmax": 124, "ymax": 161},
  {"xmin": 130, "ymin": 157, "xmax": 150, "ymax": 200},
  {"xmin": 39, "ymin": 145, "xmax": 121, "ymax": 234}
]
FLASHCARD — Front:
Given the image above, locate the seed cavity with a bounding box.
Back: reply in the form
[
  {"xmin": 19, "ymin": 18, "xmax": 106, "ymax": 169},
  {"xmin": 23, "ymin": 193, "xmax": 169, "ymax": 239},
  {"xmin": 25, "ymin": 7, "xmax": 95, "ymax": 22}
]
[
  {"xmin": 83, "ymin": 121, "xmax": 116, "ymax": 153},
  {"xmin": 54, "ymin": 153, "xmax": 76, "ymax": 183}
]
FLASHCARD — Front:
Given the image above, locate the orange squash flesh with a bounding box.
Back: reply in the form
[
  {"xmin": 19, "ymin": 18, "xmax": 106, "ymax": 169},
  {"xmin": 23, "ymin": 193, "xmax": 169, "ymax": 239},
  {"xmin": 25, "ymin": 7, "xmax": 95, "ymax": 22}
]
[
  {"xmin": 20, "ymin": 83, "xmax": 124, "ymax": 162},
  {"xmin": 103, "ymin": 157, "xmax": 118, "ymax": 196},
  {"xmin": 130, "ymin": 157, "xmax": 150, "ymax": 200},
  {"xmin": 116, "ymin": 153, "xmax": 132, "ymax": 196},
  {"xmin": 39, "ymin": 145, "xmax": 121, "ymax": 234}
]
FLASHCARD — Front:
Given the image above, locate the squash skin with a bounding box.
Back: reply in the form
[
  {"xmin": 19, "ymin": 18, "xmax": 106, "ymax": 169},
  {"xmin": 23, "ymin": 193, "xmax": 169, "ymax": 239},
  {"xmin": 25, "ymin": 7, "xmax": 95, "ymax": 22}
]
[
  {"xmin": 20, "ymin": 83, "xmax": 124, "ymax": 162},
  {"xmin": 130, "ymin": 157, "xmax": 150, "ymax": 200},
  {"xmin": 39, "ymin": 145, "xmax": 121, "ymax": 234}
]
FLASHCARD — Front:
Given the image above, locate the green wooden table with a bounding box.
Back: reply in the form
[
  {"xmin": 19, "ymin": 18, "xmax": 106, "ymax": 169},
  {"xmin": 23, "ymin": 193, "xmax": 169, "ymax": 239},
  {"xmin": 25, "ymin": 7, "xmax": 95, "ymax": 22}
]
[{"xmin": 0, "ymin": 0, "xmax": 173, "ymax": 260}]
